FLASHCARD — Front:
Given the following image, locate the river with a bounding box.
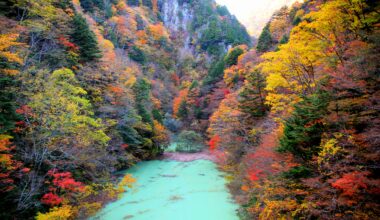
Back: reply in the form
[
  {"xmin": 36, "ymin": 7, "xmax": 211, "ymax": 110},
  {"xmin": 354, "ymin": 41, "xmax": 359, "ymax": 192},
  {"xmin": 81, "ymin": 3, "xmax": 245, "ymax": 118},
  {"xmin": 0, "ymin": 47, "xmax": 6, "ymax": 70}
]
[{"xmin": 92, "ymin": 156, "xmax": 239, "ymax": 220}]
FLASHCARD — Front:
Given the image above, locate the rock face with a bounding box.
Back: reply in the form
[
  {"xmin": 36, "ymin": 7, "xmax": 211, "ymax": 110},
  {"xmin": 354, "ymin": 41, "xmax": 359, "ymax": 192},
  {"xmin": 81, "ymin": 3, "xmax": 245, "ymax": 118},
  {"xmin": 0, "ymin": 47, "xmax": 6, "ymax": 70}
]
[
  {"xmin": 160, "ymin": 0, "xmax": 196, "ymax": 57},
  {"xmin": 159, "ymin": 0, "xmax": 251, "ymax": 59},
  {"xmin": 161, "ymin": 0, "xmax": 194, "ymax": 33}
]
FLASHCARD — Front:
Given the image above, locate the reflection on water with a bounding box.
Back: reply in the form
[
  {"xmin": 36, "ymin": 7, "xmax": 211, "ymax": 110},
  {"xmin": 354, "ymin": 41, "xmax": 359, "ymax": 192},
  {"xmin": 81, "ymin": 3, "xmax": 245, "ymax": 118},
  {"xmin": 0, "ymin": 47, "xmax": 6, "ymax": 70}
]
[{"xmin": 92, "ymin": 160, "xmax": 239, "ymax": 220}]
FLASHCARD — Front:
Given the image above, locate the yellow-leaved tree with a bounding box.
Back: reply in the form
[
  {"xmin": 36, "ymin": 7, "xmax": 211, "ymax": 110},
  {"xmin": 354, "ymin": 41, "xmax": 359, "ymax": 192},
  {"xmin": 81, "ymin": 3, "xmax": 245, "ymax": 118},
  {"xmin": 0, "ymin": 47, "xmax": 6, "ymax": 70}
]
[
  {"xmin": 27, "ymin": 68, "xmax": 110, "ymax": 172},
  {"xmin": 0, "ymin": 32, "xmax": 24, "ymax": 75},
  {"xmin": 259, "ymin": 0, "xmax": 360, "ymax": 118}
]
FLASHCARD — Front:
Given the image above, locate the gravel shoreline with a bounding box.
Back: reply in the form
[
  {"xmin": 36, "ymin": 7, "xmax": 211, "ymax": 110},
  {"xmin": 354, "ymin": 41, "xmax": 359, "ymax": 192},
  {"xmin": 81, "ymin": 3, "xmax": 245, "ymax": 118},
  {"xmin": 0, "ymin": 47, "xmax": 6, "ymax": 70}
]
[{"xmin": 161, "ymin": 150, "xmax": 216, "ymax": 162}]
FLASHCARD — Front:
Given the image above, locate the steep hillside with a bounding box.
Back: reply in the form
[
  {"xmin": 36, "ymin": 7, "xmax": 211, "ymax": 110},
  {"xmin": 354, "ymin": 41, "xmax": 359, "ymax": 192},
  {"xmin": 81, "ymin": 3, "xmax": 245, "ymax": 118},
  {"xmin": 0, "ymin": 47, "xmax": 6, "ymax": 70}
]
[
  {"xmin": 159, "ymin": 0, "xmax": 252, "ymax": 132},
  {"xmin": 0, "ymin": 0, "xmax": 379, "ymax": 219},
  {"xmin": 0, "ymin": 0, "xmax": 250, "ymax": 218},
  {"xmin": 206, "ymin": 0, "xmax": 380, "ymax": 219},
  {"xmin": 161, "ymin": 0, "xmax": 251, "ymax": 56}
]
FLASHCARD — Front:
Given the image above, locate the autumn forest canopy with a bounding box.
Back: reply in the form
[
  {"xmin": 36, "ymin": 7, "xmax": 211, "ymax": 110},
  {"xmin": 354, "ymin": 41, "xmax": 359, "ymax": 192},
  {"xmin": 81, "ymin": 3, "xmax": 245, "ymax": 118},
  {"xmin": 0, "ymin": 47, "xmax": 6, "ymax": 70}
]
[{"xmin": 0, "ymin": 0, "xmax": 379, "ymax": 219}]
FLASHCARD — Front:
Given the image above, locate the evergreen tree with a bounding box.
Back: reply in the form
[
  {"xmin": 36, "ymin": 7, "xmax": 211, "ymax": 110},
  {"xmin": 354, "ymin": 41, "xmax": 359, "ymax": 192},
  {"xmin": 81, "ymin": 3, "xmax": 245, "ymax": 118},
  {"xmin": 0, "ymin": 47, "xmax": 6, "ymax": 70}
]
[
  {"xmin": 278, "ymin": 92, "xmax": 329, "ymax": 160},
  {"xmin": 71, "ymin": 14, "xmax": 102, "ymax": 62},
  {"xmin": 137, "ymin": 103, "xmax": 152, "ymax": 124},
  {"xmin": 119, "ymin": 124, "xmax": 142, "ymax": 146},
  {"xmin": 128, "ymin": 46, "xmax": 146, "ymax": 64},
  {"xmin": 132, "ymin": 78, "xmax": 152, "ymax": 124},
  {"xmin": 136, "ymin": 14, "xmax": 145, "ymax": 30},
  {"xmin": 142, "ymin": 0, "xmax": 153, "ymax": 9},
  {"xmin": 177, "ymin": 100, "xmax": 188, "ymax": 119},
  {"xmin": 203, "ymin": 58, "xmax": 225, "ymax": 86},
  {"xmin": 199, "ymin": 17, "xmax": 223, "ymax": 55},
  {"xmin": 127, "ymin": 0, "xmax": 139, "ymax": 6},
  {"xmin": 133, "ymin": 78, "xmax": 151, "ymax": 103},
  {"xmin": 80, "ymin": 0, "xmax": 104, "ymax": 12},
  {"xmin": 152, "ymin": 109, "xmax": 163, "ymax": 123},
  {"xmin": 216, "ymin": 5, "xmax": 229, "ymax": 16},
  {"xmin": 238, "ymin": 70, "xmax": 268, "ymax": 117},
  {"xmin": 0, "ymin": 76, "xmax": 20, "ymax": 133},
  {"xmin": 292, "ymin": 16, "xmax": 302, "ymax": 26},
  {"xmin": 0, "ymin": 32, "xmax": 22, "ymax": 134},
  {"xmin": 279, "ymin": 34, "xmax": 289, "ymax": 44},
  {"xmin": 256, "ymin": 23, "xmax": 272, "ymax": 52},
  {"xmin": 0, "ymin": 0, "xmax": 14, "ymax": 16},
  {"xmin": 224, "ymin": 47, "xmax": 244, "ymax": 67}
]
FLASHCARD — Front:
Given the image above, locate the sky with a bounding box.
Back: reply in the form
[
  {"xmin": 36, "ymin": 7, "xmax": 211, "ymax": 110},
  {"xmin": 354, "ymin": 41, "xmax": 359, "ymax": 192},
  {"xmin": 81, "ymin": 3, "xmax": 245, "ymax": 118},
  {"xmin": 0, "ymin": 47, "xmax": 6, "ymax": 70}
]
[{"xmin": 215, "ymin": 0, "xmax": 301, "ymax": 37}]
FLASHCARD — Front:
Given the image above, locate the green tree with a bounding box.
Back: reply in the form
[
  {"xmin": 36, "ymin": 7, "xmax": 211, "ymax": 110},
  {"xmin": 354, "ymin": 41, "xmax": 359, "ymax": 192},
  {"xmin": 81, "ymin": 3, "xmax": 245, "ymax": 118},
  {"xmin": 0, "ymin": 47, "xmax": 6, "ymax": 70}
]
[
  {"xmin": 71, "ymin": 14, "xmax": 101, "ymax": 62},
  {"xmin": 278, "ymin": 92, "xmax": 329, "ymax": 160},
  {"xmin": 29, "ymin": 68, "xmax": 109, "ymax": 168},
  {"xmin": 279, "ymin": 34, "xmax": 289, "ymax": 44},
  {"xmin": 203, "ymin": 58, "xmax": 225, "ymax": 86},
  {"xmin": 199, "ymin": 17, "xmax": 223, "ymax": 55},
  {"xmin": 133, "ymin": 78, "xmax": 151, "ymax": 103},
  {"xmin": 0, "ymin": 32, "xmax": 23, "ymax": 134},
  {"xmin": 176, "ymin": 130, "xmax": 203, "ymax": 153},
  {"xmin": 216, "ymin": 5, "xmax": 229, "ymax": 16},
  {"xmin": 152, "ymin": 109, "xmax": 163, "ymax": 123},
  {"xmin": 80, "ymin": 0, "xmax": 104, "ymax": 12},
  {"xmin": 118, "ymin": 110, "xmax": 143, "ymax": 147},
  {"xmin": 142, "ymin": 0, "xmax": 152, "ymax": 9},
  {"xmin": 136, "ymin": 14, "xmax": 145, "ymax": 30},
  {"xmin": 224, "ymin": 47, "xmax": 244, "ymax": 67},
  {"xmin": 132, "ymin": 78, "xmax": 152, "ymax": 124},
  {"xmin": 0, "ymin": 0, "xmax": 13, "ymax": 16},
  {"xmin": 256, "ymin": 24, "xmax": 272, "ymax": 52},
  {"xmin": 177, "ymin": 100, "xmax": 188, "ymax": 119},
  {"xmin": 137, "ymin": 103, "xmax": 152, "ymax": 124},
  {"xmin": 128, "ymin": 46, "xmax": 146, "ymax": 64},
  {"xmin": 238, "ymin": 70, "xmax": 268, "ymax": 117},
  {"xmin": 127, "ymin": 0, "xmax": 139, "ymax": 7},
  {"xmin": 0, "ymin": 76, "xmax": 20, "ymax": 133}
]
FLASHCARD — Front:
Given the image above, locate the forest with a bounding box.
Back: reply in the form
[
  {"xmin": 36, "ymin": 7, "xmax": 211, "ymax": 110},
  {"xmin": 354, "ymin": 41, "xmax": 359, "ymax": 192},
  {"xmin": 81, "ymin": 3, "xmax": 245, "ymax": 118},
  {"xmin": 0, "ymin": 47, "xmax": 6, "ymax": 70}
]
[{"xmin": 0, "ymin": 0, "xmax": 379, "ymax": 219}]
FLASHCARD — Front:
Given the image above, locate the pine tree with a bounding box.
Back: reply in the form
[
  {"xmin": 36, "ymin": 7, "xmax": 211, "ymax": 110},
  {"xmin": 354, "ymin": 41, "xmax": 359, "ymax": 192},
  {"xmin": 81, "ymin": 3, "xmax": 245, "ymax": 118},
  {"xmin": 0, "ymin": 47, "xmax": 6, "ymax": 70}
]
[
  {"xmin": 0, "ymin": 0, "xmax": 14, "ymax": 16},
  {"xmin": 177, "ymin": 100, "xmax": 188, "ymax": 119},
  {"xmin": 71, "ymin": 14, "xmax": 101, "ymax": 62},
  {"xmin": 127, "ymin": 0, "xmax": 140, "ymax": 7},
  {"xmin": 142, "ymin": 0, "xmax": 153, "ymax": 9},
  {"xmin": 279, "ymin": 34, "xmax": 289, "ymax": 44},
  {"xmin": 238, "ymin": 70, "xmax": 267, "ymax": 117},
  {"xmin": 152, "ymin": 109, "xmax": 163, "ymax": 123},
  {"xmin": 80, "ymin": 0, "xmax": 104, "ymax": 12},
  {"xmin": 256, "ymin": 24, "xmax": 272, "ymax": 52},
  {"xmin": 132, "ymin": 78, "xmax": 152, "ymax": 124},
  {"xmin": 128, "ymin": 46, "xmax": 146, "ymax": 64},
  {"xmin": 224, "ymin": 47, "xmax": 244, "ymax": 67},
  {"xmin": 203, "ymin": 58, "xmax": 225, "ymax": 86},
  {"xmin": 278, "ymin": 92, "xmax": 329, "ymax": 160},
  {"xmin": 0, "ymin": 32, "xmax": 24, "ymax": 134},
  {"xmin": 0, "ymin": 76, "xmax": 20, "ymax": 133}
]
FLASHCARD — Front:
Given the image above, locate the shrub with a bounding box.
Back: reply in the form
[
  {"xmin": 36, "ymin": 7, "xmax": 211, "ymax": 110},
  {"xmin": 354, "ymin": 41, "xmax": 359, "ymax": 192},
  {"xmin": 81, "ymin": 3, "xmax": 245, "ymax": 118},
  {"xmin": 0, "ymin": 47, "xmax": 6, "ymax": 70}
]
[{"xmin": 175, "ymin": 130, "xmax": 203, "ymax": 153}]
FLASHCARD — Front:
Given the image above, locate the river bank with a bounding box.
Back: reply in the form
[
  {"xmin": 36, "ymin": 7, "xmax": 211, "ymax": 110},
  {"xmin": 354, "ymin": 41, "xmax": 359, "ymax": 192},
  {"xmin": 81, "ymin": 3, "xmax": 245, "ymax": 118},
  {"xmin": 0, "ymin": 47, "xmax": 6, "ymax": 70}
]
[{"xmin": 160, "ymin": 149, "xmax": 216, "ymax": 162}]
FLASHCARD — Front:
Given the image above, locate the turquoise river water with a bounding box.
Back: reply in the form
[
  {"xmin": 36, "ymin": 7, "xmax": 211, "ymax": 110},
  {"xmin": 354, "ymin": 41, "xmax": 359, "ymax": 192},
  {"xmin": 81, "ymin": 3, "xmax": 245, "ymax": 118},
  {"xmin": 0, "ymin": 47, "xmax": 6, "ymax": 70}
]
[{"xmin": 92, "ymin": 159, "xmax": 239, "ymax": 220}]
